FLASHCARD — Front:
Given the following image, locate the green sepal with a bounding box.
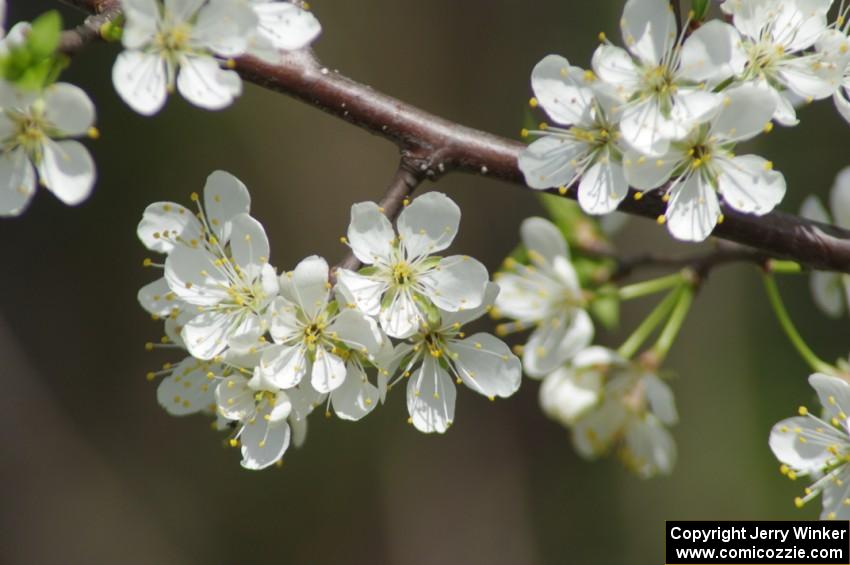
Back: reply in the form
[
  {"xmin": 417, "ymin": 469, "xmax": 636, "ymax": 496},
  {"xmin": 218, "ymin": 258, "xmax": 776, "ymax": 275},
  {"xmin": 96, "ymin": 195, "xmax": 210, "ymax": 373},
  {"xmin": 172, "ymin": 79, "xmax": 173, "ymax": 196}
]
[
  {"xmin": 589, "ymin": 285, "xmax": 620, "ymax": 330},
  {"xmin": 691, "ymin": 0, "xmax": 710, "ymax": 20}
]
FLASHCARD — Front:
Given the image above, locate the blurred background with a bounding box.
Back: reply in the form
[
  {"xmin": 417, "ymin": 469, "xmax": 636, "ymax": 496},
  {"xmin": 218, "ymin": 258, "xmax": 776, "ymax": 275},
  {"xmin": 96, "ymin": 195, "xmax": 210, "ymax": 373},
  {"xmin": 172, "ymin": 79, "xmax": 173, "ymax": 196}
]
[{"xmin": 2, "ymin": 1, "xmax": 849, "ymax": 563}]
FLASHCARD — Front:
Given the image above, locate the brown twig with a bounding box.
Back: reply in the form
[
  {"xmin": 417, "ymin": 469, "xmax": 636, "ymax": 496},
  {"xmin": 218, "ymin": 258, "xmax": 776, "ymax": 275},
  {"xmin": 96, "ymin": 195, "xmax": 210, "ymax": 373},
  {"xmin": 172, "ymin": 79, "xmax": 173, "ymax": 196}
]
[
  {"xmin": 59, "ymin": 0, "xmax": 850, "ymax": 273},
  {"xmin": 334, "ymin": 162, "xmax": 422, "ymax": 273}
]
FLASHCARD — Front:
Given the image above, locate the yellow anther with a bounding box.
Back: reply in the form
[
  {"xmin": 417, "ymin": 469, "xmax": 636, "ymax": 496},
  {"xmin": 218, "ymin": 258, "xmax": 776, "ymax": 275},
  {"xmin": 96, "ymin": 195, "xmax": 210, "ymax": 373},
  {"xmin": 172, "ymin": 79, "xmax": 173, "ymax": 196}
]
[
  {"xmin": 661, "ymin": 192, "xmax": 670, "ymax": 203},
  {"xmin": 633, "ymin": 191, "xmax": 643, "ymax": 200},
  {"xmin": 780, "ymin": 464, "xmax": 790, "ymax": 475},
  {"xmin": 763, "ymin": 161, "xmax": 774, "ymax": 171},
  {"xmin": 583, "ymin": 70, "xmax": 596, "ymax": 82},
  {"xmin": 520, "ymin": 128, "xmax": 529, "ymax": 138},
  {"xmin": 539, "ymin": 122, "xmax": 548, "ymax": 130},
  {"xmin": 656, "ymin": 215, "xmax": 666, "ymax": 225},
  {"xmin": 190, "ymin": 192, "xmax": 199, "ymax": 201},
  {"xmin": 226, "ymin": 58, "xmax": 236, "ymax": 69},
  {"xmin": 794, "ymin": 496, "xmax": 804, "ymax": 508},
  {"xmin": 799, "ymin": 406, "xmax": 809, "ymax": 416},
  {"xmin": 229, "ymin": 438, "xmax": 239, "ymax": 447},
  {"xmin": 143, "ymin": 258, "xmax": 153, "ymax": 267},
  {"xmin": 763, "ymin": 122, "xmax": 774, "ymax": 133},
  {"xmin": 598, "ymin": 31, "xmax": 607, "ymax": 42},
  {"xmin": 558, "ymin": 186, "xmax": 568, "ymax": 195},
  {"xmin": 87, "ymin": 127, "xmax": 100, "ymax": 139},
  {"xmin": 146, "ymin": 372, "xmax": 156, "ymax": 381},
  {"xmin": 529, "ymin": 97, "xmax": 539, "ymax": 108},
  {"xmin": 717, "ymin": 214, "xmax": 725, "ymax": 224},
  {"xmin": 144, "ymin": 342, "xmax": 154, "ymax": 351}
]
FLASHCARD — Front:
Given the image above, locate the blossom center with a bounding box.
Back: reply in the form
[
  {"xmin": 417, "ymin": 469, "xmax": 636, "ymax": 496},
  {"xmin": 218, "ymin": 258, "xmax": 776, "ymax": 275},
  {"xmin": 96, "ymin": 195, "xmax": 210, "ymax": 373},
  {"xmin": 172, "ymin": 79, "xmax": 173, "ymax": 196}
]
[
  {"xmin": 392, "ymin": 261, "xmax": 414, "ymax": 286},
  {"xmin": 154, "ymin": 23, "xmax": 192, "ymax": 55}
]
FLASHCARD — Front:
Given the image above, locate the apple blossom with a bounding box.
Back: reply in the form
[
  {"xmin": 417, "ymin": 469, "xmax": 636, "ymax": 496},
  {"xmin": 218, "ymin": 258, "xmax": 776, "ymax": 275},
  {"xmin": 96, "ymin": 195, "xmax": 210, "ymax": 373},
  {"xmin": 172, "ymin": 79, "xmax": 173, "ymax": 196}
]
[{"xmin": 493, "ymin": 217, "xmax": 594, "ymax": 377}]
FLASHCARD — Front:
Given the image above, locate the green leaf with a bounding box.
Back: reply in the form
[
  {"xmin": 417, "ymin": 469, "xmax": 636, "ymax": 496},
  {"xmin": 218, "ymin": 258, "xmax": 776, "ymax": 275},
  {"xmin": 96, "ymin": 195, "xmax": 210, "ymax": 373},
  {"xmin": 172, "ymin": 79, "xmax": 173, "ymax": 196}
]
[{"xmin": 27, "ymin": 11, "xmax": 63, "ymax": 59}]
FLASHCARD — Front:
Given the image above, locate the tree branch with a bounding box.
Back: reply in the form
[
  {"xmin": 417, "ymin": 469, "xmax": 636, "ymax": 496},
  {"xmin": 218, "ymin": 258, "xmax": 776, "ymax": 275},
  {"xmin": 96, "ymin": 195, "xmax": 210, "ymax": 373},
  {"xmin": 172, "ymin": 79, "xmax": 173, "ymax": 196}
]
[{"xmin": 59, "ymin": 0, "xmax": 850, "ymax": 273}]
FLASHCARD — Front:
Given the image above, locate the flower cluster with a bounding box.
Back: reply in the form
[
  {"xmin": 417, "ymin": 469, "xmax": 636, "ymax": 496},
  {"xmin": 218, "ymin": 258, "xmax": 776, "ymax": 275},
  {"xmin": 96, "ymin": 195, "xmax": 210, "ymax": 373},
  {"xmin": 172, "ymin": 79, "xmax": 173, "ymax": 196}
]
[
  {"xmin": 139, "ymin": 172, "xmax": 522, "ymax": 468},
  {"xmin": 0, "ymin": 9, "xmax": 99, "ymax": 216},
  {"xmin": 541, "ymin": 347, "xmax": 678, "ymax": 478},
  {"xmin": 113, "ymin": 0, "xmax": 321, "ymax": 115},
  {"xmin": 520, "ymin": 0, "xmax": 850, "ymax": 242}
]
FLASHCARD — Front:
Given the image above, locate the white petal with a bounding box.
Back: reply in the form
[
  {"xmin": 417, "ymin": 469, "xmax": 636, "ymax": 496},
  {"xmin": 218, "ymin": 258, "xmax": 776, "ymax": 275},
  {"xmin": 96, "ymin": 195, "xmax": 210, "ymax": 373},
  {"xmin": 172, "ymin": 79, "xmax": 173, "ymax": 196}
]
[
  {"xmin": 810, "ymin": 373, "xmax": 850, "ymax": 423},
  {"xmin": 347, "ymin": 201, "xmax": 395, "ymax": 264},
  {"xmin": 520, "ymin": 216, "xmax": 568, "ymax": 264},
  {"xmin": 519, "ymin": 135, "xmax": 585, "ymax": 189},
  {"xmin": 592, "ymin": 44, "xmax": 641, "ymax": 94},
  {"xmin": 539, "ymin": 365, "xmax": 603, "ymax": 426},
  {"xmin": 619, "ymin": 97, "xmax": 674, "ymax": 156},
  {"xmin": 181, "ymin": 310, "xmax": 236, "ymax": 359},
  {"xmin": 622, "ymin": 149, "xmax": 678, "ymax": 190},
  {"xmin": 678, "ymin": 20, "xmax": 746, "ymax": 84},
  {"xmin": 215, "ymin": 374, "xmax": 255, "ymax": 420},
  {"xmin": 288, "ymin": 255, "xmax": 330, "ymax": 320},
  {"xmin": 811, "ymin": 271, "xmax": 845, "ymax": 318},
  {"xmin": 331, "ymin": 363, "xmax": 378, "ymax": 421},
  {"xmin": 191, "ymin": 0, "xmax": 257, "ymax": 56},
  {"xmin": 572, "ymin": 398, "xmax": 628, "ymax": 458},
  {"xmin": 164, "ymin": 0, "xmax": 204, "ymax": 22},
  {"xmin": 37, "ymin": 140, "xmax": 95, "ymax": 206},
  {"xmin": 112, "ymin": 50, "xmax": 168, "ymax": 116},
  {"xmin": 450, "ymin": 333, "xmax": 521, "ymax": 399},
  {"xmin": 43, "ymin": 83, "xmax": 96, "ymax": 137},
  {"xmin": 398, "ymin": 192, "xmax": 460, "ymax": 259},
  {"xmin": 620, "ymin": 0, "xmax": 677, "ymax": 66},
  {"xmin": 203, "ymin": 170, "xmax": 251, "ymax": 243},
  {"xmin": 439, "ymin": 281, "xmax": 499, "ymax": 329},
  {"xmin": 164, "ymin": 245, "xmax": 230, "ymax": 306},
  {"xmin": 643, "ymin": 374, "xmax": 678, "ymax": 425},
  {"xmin": 830, "ymin": 166, "xmax": 850, "ymax": 229},
  {"xmin": 138, "ymin": 277, "xmax": 179, "ymax": 317},
  {"xmin": 821, "ymin": 472, "xmax": 850, "ymax": 520},
  {"xmin": 240, "ymin": 419, "xmax": 290, "ymax": 470},
  {"xmin": 668, "ymin": 89, "xmax": 722, "ymax": 130},
  {"xmin": 0, "ymin": 148, "xmax": 35, "ymax": 216},
  {"xmin": 769, "ymin": 416, "xmax": 835, "ymax": 473},
  {"xmin": 326, "ymin": 308, "xmax": 382, "ymax": 356},
  {"xmin": 120, "ymin": 0, "xmax": 159, "ymax": 49},
  {"xmin": 622, "ymin": 414, "xmax": 676, "ymax": 478},
  {"xmin": 419, "ymin": 255, "xmax": 489, "ymax": 312},
  {"xmin": 311, "ymin": 346, "xmax": 347, "ymax": 394},
  {"xmin": 406, "ymin": 354, "xmax": 456, "ymax": 433},
  {"xmin": 335, "ymin": 269, "xmax": 387, "ymax": 316},
  {"xmin": 772, "ymin": 88, "xmax": 799, "ymax": 126},
  {"xmin": 157, "ymin": 357, "xmax": 215, "ymax": 416},
  {"xmin": 229, "ymin": 213, "xmax": 271, "ymax": 276},
  {"xmin": 379, "ymin": 288, "xmax": 421, "ymax": 339},
  {"xmin": 493, "ymin": 271, "xmax": 556, "ymax": 322},
  {"xmin": 665, "ymin": 175, "xmax": 720, "ymax": 242},
  {"xmin": 716, "ymin": 154, "xmax": 786, "ymax": 215},
  {"xmin": 176, "ymin": 55, "xmax": 242, "ymax": 111},
  {"xmin": 530, "ymin": 55, "xmax": 594, "ymax": 125},
  {"xmin": 261, "ymin": 343, "xmax": 308, "ymax": 389},
  {"xmin": 710, "ymin": 84, "xmax": 777, "ymax": 142},
  {"xmin": 137, "ymin": 201, "xmax": 203, "ymax": 254},
  {"xmin": 253, "ymin": 2, "xmax": 321, "ymax": 51},
  {"xmin": 779, "ymin": 57, "xmax": 842, "ymax": 100},
  {"xmin": 577, "ymin": 157, "xmax": 629, "ymax": 215},
  {"xmin": 523, "ymin": 309, "xmax": 595, "ymax": 378}
]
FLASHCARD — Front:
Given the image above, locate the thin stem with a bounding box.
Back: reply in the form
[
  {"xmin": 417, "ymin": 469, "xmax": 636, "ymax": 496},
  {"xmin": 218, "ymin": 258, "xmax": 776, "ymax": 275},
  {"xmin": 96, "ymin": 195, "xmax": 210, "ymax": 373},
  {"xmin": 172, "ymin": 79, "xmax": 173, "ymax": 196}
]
[
  {"xmin": 617, "ymin": 272, "xmax": 686, "ymax": 301},
  {"xmin": 617, "ymin": 287, "xmax": 683, "ymax": 360},
  {"xmin": 650, "ymin": 284, "xmax": 694, "ymax": 363},
  {"xmin": 762, "ymin": 273, "xmax": 834, "ymax": 374}
]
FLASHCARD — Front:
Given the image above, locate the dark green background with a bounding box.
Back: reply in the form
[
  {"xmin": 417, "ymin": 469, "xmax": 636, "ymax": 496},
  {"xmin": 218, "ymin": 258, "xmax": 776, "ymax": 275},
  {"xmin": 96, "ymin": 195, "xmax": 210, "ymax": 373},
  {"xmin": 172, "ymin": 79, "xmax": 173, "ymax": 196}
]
[{"xmin": 2, "ymin": 1, "xmax": 848, "ymax": 563}]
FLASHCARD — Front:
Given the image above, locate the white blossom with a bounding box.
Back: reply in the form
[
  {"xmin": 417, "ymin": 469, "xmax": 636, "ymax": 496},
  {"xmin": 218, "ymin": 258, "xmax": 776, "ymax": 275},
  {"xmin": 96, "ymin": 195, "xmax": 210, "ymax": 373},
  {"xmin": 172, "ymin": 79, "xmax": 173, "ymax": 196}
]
[
  {"xmin": 721, "ymin": 0, "xmax": 843, "ymax": 125},
  {"xmin": 0, "ymin": 82, "xmax": 97, "ymax": 216},
  {"xmin": 623, "ymin": 83, "xmax": 785, "ymax": 241},
  {"xmin": 246, "ymin": 0, "xmax": 321, "ymax": 63},
  {"xmin": 769, "ymin": 372, "xmax": 850, "ymax": 519},
  {"xmin": 519, "ymin": 55, "xmax": 630, "ymax": 214},
  {"xmin": 592, "ymin": 0, "xmax": 741, "ymax": 155},
  {"xmin": 385, "ymin": 283, "xmax": 521, "ymax": 433},
  {"xmin": 260, "ymin": 255, "xmax": 383, "ymax": 400},
  {"xmin": 800, "ymin": 166, "xmax": 850, "ymax": 317},
  {"xmin": 113, "ymin": 0, "xmax": 257, "ymax": 115},
  {"xmin": 566, "ymin": 348, "xmax": 678, "ymax": 478},
  {"xmin": 493, "ymin": 217, "xmax": 593, "ymax": 377},
  {"xmin": 336, "ymin": 192, "xmax": 489, "ymax": 339},
  {"xmin": 539, "ymin": 346, "xmax": 611, "ymax": 427}
]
